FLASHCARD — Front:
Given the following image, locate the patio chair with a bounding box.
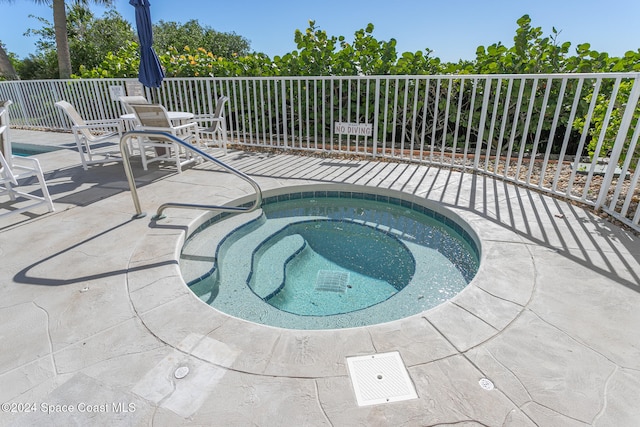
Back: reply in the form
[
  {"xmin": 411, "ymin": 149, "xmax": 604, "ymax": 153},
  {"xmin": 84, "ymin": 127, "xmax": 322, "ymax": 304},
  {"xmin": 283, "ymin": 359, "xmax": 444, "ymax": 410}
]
[
  {"xmin": 117, "ymin": 95, "xmax": 151, "ymax": 143},
  {"xmin": 54, "ymin": 100, "xmax": 124, "ymax": 171},
  {"xmin": 194, "ymin": 96, "xmax": 229, "ymax": 154},
  {"xmin": 118, "ymin": 95, "xmax": 150, "ymax": 115},
  {"xmin": 1, "ymin": 100, "xmax": 54, "ymax": 218},
  {"xmin": 129, "ymin": 103, "xmax": 199, "ymax": 172}
]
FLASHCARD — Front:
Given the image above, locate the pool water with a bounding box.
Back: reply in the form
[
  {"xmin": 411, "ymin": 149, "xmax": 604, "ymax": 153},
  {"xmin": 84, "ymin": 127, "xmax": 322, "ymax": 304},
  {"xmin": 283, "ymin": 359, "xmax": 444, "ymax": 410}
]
[
  {"xmin": 181, "ymin": 190, "xmax": 480, "ymax": 330},
  {"xmin": 11, "ymin": 143, "xmax": 61, "ymax": 157},
  {"xmin": 250, "ymin": 219, "xmax": 415, "ymax": 316}
]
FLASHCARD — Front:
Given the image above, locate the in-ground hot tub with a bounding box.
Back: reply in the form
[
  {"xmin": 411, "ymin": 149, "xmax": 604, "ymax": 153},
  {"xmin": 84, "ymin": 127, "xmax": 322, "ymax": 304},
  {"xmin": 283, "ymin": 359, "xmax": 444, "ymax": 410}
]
[{"xmin": 180, "ymin": 186, "xmax": 480, "ymax": 330}]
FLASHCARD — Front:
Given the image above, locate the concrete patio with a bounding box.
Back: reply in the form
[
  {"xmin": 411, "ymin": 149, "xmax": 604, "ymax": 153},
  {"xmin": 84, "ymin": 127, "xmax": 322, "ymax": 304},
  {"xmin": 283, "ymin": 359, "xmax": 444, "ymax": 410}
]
[{"xmin": 1, "ymin": 129, "xmax": 639, "ymax": 426}]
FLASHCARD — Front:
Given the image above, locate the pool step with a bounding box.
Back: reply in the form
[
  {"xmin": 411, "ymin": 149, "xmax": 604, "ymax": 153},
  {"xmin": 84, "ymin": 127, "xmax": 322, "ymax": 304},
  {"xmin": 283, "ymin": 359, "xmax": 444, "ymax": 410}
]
[
  {"xmin": 180, "ymin": 209, "xmax": 264, "ymax": 285},
  {"xmin": 249, "ymin": 234, "xmax": 306, "ymax": 299},
  {"xmin": 200, "ymin": 217, "xmax": 319, "ymax": 315},
  {"xmin": 217, "ymin": 216, "xmax": 317, "ymax": 282}
]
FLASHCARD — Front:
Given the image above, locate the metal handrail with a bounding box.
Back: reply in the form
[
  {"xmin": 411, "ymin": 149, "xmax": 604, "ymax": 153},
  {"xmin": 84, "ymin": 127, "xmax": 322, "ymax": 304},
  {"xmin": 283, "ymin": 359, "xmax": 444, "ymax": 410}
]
[{"xmin": 119, "ymin": 130, "xmax": 262, "ymax": 219}]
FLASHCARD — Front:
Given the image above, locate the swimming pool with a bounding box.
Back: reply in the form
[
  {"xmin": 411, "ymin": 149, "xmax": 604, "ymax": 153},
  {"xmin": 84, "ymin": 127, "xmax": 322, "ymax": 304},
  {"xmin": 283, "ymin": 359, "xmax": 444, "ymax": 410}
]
[
  {"xmin": 180, "ymin": 186, "xmax": 480, "ymax": 330},
  {"xmin": 11, "ymin": 143, "xmax": 62, "ymax": 157}
]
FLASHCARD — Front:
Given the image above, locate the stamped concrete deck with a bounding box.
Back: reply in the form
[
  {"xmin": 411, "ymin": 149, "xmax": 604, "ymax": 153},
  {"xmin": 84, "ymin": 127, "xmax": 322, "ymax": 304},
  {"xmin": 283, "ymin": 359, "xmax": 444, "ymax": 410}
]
[{"xmin": 1, "ymin": 129, "xmax": 639, "ymax": 426}]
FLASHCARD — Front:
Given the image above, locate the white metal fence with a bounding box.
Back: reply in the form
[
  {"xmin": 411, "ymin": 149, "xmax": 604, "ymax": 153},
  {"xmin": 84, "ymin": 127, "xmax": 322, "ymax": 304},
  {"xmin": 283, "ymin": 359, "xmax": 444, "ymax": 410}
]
[{"xmin": 1, "ymin": 73, "xmax": 639, "ymax": 231}]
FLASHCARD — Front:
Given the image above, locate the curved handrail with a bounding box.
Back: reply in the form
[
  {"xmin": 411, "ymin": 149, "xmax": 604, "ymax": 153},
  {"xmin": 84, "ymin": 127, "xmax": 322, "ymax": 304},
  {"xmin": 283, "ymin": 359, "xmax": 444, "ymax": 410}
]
[{"xmin": 119, "ymin": 130, "xmax": 262, "ymax": 219}]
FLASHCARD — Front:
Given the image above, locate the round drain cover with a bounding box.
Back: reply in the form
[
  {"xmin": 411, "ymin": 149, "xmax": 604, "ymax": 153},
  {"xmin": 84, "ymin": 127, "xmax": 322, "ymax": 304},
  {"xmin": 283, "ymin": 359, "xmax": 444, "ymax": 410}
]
[
  {"xmin": 479, "ymin": 378, "xmax": 494, "ymax": 390},
  {"xmin": 174, "ymin": 366, "xmax": 189, "ymax": 379}
]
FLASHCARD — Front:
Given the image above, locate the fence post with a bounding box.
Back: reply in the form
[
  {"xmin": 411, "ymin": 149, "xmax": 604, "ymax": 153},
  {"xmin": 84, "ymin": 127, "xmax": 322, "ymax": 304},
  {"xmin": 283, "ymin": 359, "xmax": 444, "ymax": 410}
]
[
  {"xmin": 595, "ymin": 75, "xmax": 640, "ymax": 211},
  {"xmin": 281, "ymin": 79, "xmax": 288, "ymax": 148},
  {"xmin": 474, "ymin": 78, "xmax": 492, "ymax": 170},
  {"xmin": 372, "ymin": 78, "xmax": 380, "ymax": 159}
]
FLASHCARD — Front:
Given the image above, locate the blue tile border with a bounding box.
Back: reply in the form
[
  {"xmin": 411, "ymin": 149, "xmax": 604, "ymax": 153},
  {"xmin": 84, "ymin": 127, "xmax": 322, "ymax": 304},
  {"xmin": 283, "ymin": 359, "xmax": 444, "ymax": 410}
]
[{"xmin": 187, "ymin": 189, "xmax": 480, "ymax": 267}]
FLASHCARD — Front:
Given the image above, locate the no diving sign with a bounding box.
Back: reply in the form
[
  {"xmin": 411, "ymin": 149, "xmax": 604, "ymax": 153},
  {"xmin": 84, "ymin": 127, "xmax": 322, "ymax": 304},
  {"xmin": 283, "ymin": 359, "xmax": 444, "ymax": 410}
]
[{"xmin": 334, "ymin": 122, "xmax": 373, "ymax": 137}]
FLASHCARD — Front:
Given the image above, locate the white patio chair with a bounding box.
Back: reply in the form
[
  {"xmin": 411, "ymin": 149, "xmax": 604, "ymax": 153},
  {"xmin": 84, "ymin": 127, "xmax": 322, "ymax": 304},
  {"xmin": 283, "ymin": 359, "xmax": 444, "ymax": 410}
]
[
  {"xmin": 194, "ymin": 96, "xmax": 229, "ymax": 154},
  {"xmin": 117, "ymin": 95, "xmax": 151, "ymax": 151},
  {"xmin": 129, "ymin": 103, "xmax": 199, "ymax": 173},
  {"xmin": 119, "ymin": 95, "xmax": 150, "ymax": 115},
  {"xmin": 54, "ymin": 100, "xmax": 124, "ymax": 171},
  {"xmin": 1, "ymin": 100, "xmax": 54, "ymax": 218}
]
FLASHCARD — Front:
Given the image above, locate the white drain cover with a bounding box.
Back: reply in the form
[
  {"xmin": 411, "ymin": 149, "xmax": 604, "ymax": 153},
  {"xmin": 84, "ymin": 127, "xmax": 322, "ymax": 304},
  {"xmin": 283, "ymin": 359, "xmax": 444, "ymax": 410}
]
[
  {"xmin": 346, "ymin": 351, "xmax": 418, "ymax": 406},
  {"xmin": 315, "ymin": 270, "xmax": 349, "ymax": 293},
  {"xmin": 479, "ymin": 378, "xmax": 494, "ymax": 390}
]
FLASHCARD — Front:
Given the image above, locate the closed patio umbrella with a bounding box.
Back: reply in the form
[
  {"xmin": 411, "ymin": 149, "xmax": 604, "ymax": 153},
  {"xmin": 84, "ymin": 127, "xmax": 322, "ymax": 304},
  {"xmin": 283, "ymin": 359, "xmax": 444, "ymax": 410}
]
[{"xmin": 130, "ymin": 0, "xmax": 165, "ymax": 88}]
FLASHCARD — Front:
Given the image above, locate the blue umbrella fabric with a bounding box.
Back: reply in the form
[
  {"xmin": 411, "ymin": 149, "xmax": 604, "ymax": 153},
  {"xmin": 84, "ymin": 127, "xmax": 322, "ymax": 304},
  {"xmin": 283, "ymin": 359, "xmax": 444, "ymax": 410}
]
[{"xmin": 130, "ymin": 0, "xmax": 165, "ymax": 88}]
